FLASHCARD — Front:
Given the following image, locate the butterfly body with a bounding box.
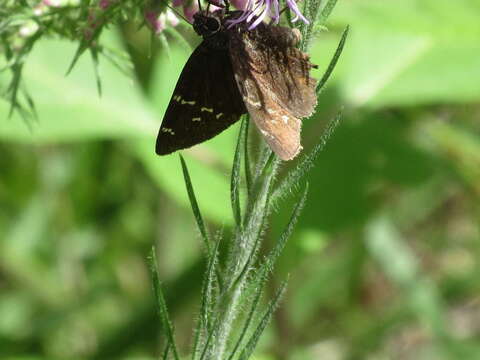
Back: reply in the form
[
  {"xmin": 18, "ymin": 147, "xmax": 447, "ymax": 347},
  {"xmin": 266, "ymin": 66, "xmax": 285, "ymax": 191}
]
[{"xmin": 156, "ymin": 10, "xmax": 317, "ymax": 160}]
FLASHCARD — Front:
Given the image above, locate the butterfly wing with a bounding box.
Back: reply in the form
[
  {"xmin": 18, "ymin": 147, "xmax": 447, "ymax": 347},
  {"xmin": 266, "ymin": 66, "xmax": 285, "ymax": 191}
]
[
  {"xmin": 156, "ymin": 41, "xmax": 246, "ymax": 155},
  {"xmin": 228, "ymin": 23, "xmax": 317, "ymax": 160}
]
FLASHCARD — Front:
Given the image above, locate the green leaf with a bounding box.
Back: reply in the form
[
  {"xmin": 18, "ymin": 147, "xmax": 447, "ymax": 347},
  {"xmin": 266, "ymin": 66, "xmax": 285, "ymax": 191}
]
[
  {"xmin": 263, "ymin": 183, "xmax": 309, "ymax": 273},
  {"xmin": 90, "ymin": 48, "xmax": 102, "ymax": 97},
  {"xmin": 243, "ymin": 118, "xmax": 253, "ymax": 197},
  {"xmin": 191, "ymin": 236, "xmax": 222, "ymax": 360},
  {"xmin": 272, "ymin": 111, "xmax": 341, "ymax": 203},
  {"xmin": 316, "ymin": 25, "xmax": 349, "ymax": 94},
  {"xmin": 228, "ymin": 184, "xmax": 308, "ymax": 360},
  {"xmin": 180, "ymin": 154, "xmax": 212, "ymax": 253},
  {"xmin": 237, "ymin": 280, "xmax": 288, "ymax": 360},
  {"xmin": 231, "ymin": 118, "xmax": 248, "ymax": 228},
  {"xmin": 161, "ymin": 342, "xmax": 171, "ymax": 360},
  {"xmin": 148, "ymin": 247, "xmax": 180, "ymax": 360},
  {"xmin": 318, "ymin": 0, "xmax": 339, "ymax": 25},
  {"xmin": 179, "ymin": 154, "xmax": 224, "ymax": 290},
  {"xmin": 227, "ymin": 268, "xmax": 266, "ymax": 360}
]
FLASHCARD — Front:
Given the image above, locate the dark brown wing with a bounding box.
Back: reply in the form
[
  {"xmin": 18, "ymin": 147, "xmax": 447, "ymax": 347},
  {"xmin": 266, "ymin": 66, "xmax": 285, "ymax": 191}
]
[
  {"xmin": 156, "ymin": 41, "xmax": 246, "ymax": 155},
  {"xmin": 228, "ymin": 23, "xmax": 317, "ymax": 160}
]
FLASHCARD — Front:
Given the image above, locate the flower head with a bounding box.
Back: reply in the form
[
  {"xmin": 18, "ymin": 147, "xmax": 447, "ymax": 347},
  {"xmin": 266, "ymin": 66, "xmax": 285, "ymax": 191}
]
[
  {"xmin": 230, "ymin": 0, "xmax": 248, "ymax": 10},
  {"xmin": 227, "ymin": 0, "xmax": 308, "ymax": 29},
  {"xmin": 99, "ymin": 0, "xmax": 111, "ymax": 9},
  {"xmin": 43, "ymin": 0, "xmax": 62, "ymax": 7}
]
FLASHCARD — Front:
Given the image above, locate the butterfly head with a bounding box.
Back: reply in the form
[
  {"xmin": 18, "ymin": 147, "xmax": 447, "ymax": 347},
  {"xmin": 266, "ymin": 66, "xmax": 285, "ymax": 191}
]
[{"xmin": 192, "ymin": 11, "xmax": 223, "ymax": 37}]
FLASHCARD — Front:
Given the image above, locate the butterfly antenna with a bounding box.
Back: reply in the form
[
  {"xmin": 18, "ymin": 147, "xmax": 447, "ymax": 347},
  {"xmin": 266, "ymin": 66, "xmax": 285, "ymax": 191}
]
[{"xmin": 198, "ymin": 0, "xmax": 203, "ymax": 11}]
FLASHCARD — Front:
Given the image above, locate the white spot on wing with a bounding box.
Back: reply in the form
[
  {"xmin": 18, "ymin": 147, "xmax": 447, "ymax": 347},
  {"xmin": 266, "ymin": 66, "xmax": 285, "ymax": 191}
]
[
  {"xmin": 282, "ymin": 115, "xmax": 289, "ymax": 124},
  {"xmin": 192, "ymin": 117, "xmax": 201, "ymax": 122},
  {"xmin": 181, "ymin": 99, "xmax": 196, "ymax": 105},
  {"xmin": 216, "ymin": 113, "xmax": 224, "ymax": 119},
  {"xmin": 247, "ymin": 98, "xmax": 261, "ymax": 108},
  {"xmin": 260, "ymin": 129, "xmax": 274, "ymax": 139},
  {"xmin": 201, "ymin": 107, "xmax": 214, "ymax": 113}
]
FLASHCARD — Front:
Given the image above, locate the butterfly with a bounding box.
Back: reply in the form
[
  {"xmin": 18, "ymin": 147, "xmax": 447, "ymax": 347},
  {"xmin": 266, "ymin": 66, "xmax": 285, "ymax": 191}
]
[{"xmin": 155, "ymin": 7, "xmax": 317, "ymax": 160}]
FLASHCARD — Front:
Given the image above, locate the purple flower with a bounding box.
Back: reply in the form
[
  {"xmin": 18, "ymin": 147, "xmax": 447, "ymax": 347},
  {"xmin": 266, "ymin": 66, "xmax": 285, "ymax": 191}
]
[
  {"xmin": 227, "ymin": 0, "xmax": 308, "ymax": 29},
  {"xmin": 230, "ymin": 0, "xmax": 248, "ymax": 10},
  {"xmin": 145, "ymin": 9, "xmax": 179, "ymax": 34},
  {"xmin": 285, "ymin": 0, "xmax": 309, "ymax": 24},
  {"xmin": 42, "ymin": 0, "xmax": 62, "ymax": 7},
  {"xmin": 183, "ymin": 3, "xmax": 199, "ymax": 23},
  {"xmin": 99, "ymin": 0, "xmax": 111, "ymax": 10}
]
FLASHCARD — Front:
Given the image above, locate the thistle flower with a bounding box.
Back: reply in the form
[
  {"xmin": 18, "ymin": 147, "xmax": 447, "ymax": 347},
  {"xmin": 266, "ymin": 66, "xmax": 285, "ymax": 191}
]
[
  {"xmin": 227, "ymin": 0, "xmax": 308, "ymax": 29},
  {"xmin": 230, "ymin": 0, "xmax": 248, "ymax": 10}
]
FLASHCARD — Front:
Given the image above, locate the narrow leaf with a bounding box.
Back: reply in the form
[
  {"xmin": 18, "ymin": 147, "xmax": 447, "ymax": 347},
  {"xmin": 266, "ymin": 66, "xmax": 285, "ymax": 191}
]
[
  {"xmin": 318, "ymin": 0, "xmax": 339, "ymax": 25},
  {"xmin": 272, "ymin": 111, "xmax": 341, "ymax": 203},
  {"xmin": 180, "ymin": 155, "xmax": 224, "ymax": 290},
  {"xmin": 66, "ymin": 22, "xmax": 103, "ymax": 75},
  {"xmin": 149, "ymin": 247, "xmax": 180, "ymax": 360},
  {"xmin": 191, "ymin": 236, "xmax": 222, "ymax": 360},
  {"xmin": 7, "ymin": 64, "xmax": 23, "ymax": 118},
  {"xmin": 100, "ymin": 46, "xmax": 134, "ymax": 79},
  {"xmin": 316, "ymin": 26, "xmax": 349, "ymax": 94},
  {"xmin": 180, "ymin": 154, "xmax": 211, "ymax": 253},
  {"xmin": 199, "ymin": 313, "xmax": 225, "ymax": 360},
  {"xmin": 21, "ymin": 86, "xmax": 38, "ymax": 120},
  {"xmin": 243, "ymin": 117, "xmax": 253, "ymax": 197},
  {"xmin": 66, "ymin": 41, "xmax": 88, "ymax": 76},
  {"xmin": 242, "ymin": 151, "xmax": 277, "ymax": 237},
  {"xmin": 228, "ymin": 160, "xmax": 276, "ymax": 292},
  {"xmin": 230, "ymin": 183, "xmax": 308, "ymax": 360},
  {"xmin": 161, "ymin": 341, "xmax": 171, "ymax": 360},
  {"xmin": 251, "ymin": 149, "xmax": 276, "ymax": 198},
  {"xmin": 231, "ymin": 118, "xmax": 247, "ymax": 228},
  {"xmin": 262, "ymin": 183, "xmax": 309, "ymax": 274},
  {"xmin": 252, "ymin": 145, "xmax": 272, "ymax": 186},
  {"xmin": 90, "ymin": 48, "xmax": 102, "ymax": 97},
  {"xmin": 227, "ymin": 267, "xmax": 266, "ymax": 360},
  {"xmin": 238, "ymin": 280, "xmax": 288, "ymax": 360}
]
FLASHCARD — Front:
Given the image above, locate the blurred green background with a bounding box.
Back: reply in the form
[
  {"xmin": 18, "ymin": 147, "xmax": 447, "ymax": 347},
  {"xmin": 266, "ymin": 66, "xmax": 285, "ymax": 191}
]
[{"xmin": 1, "ymin": 0, "xmax": 480, "ymax": 358}]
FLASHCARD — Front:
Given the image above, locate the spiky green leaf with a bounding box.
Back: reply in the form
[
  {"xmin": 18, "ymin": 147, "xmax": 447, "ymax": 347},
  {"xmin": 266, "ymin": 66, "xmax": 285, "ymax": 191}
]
[
  {"xmin": 149, "ymin": 247, "xmax": 180, "ymax": 360},
  {"xmin": 316, "ymin": 25, "xmax": 350, "ymax": 94}
]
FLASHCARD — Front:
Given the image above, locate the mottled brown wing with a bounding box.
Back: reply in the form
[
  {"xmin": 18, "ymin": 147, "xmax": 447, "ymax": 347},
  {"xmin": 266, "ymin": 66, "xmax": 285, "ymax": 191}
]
[
  {"xmin": 156, "ymin": 41, "xmax": 246, "ymax": 155},
  {"xmin": 228, "ymin": 23, "xmax": 317, "ymax": 160}
]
